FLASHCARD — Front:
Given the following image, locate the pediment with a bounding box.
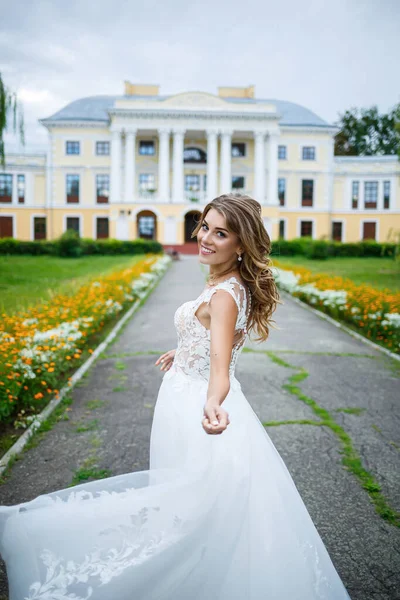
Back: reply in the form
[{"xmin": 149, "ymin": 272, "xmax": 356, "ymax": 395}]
[{"xmin": 162, "ymin": 92, "xmax": 227, "ymax": 109}]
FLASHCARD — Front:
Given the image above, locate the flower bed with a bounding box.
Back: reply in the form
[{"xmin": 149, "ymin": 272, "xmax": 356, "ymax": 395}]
[
  {"xmin": 273, "ymin": 261, "xmax": 400, "ymax": 355},
  {"xmin": 0, "ymin": 254, "xmax": 171, "ymax": 424}
]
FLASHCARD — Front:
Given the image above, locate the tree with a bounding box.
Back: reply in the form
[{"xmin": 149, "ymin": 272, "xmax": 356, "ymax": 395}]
[
  {"xmin": 0, "ymin": 72, "xmax": 25, "ymax": 167},
  {"xmin": 334, "ymin": 103, "xmax": 400, "ymax": 157}
]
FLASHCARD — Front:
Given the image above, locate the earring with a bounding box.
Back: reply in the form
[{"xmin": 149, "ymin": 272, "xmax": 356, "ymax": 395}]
[{"xmin": 237, "ymin": 254, "xmax": 242, "ymax": 262}]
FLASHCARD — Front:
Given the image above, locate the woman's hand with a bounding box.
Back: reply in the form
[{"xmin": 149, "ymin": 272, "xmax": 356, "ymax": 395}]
[
  {"xmin": 202, "ymin": 403, "xmax": 230, "ymax": 435},
  {"xmin": 154, "ymin": 349, "xmax": 176, "ymax": 372}
]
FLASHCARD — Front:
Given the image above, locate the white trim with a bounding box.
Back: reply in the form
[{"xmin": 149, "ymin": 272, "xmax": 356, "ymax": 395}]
[
  {"xmin": 63, "ymin": 213, "xmax": 82, "ymax": 236},
  {"xmin": 64, "ymin": 139, "xmax": 83, "ymax": 157},
  {"xmin": 360, "ymin": 219, "xmax": 379, "ymax": 241},
  {"xmin": 300, "ymin": 145, "xmax": 317, "ymax": 162},
  {"xmin": 231, "ymin": 140, "xmax": 247, "ymax": 158},
  {"xmin": 296, "ymin": 216, "xmax": 316, "ymax": 239},
  {"xmin": 93, "ymin": 172, "xmax": 110, "ymax": 206},
  {"xmin": 65, "ymin": 172, "xmax": 81, "ymax": 205},
  {"xmin": 0, "ymin": 213, "xmax": 16, "ymax": 238},
  {"xmin": 331, "ymin": 218, "xmax": 346, "ymax": 242},
  {"xmin": 335, "ymin": 155, "xmax": 399, "ymax": 164},
  {"xmin": 92, "ymin": 138, "xmax": 111, "ymax": 157},
  {"xmin": 299, "ymin": 176, "xmax": 316, "ymax": 209},
  {"xmin": 278, "ymin": 143, "xmax": 288, "ymax": 161},
  {"xmin": 278, "ymin": 216, "xmax": 288, "ymax": 239},
  {"xmin": 30, "ymin": 213, "xmax": 47, "ymax": 241},
  {"xmin": 93, "ymin": 214, "xmax": 110, "ymax": 240},
  {"xmin": 231, "ymin": 174, "xmax": 246, "ymax": 191},
  {"xmin": 131, "ymin": 205, "xmax": 163, "ymax": 220}
]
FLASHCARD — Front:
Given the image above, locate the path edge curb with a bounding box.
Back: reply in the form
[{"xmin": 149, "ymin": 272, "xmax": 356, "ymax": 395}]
[
  {"xmin": 279, "ymin": 289, "xmax": 400, "ymax": 363},
  {"xmin": 0, "ymin": 255, "xmax": 173, "ymax": 476}
]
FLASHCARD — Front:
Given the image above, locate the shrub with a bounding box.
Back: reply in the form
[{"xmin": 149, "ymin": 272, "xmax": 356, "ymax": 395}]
[
  {"xmin": 55, "ymin": 230, "xmax": 83, "ymax": 258},
  {"xmin": 305, "ymin": 240, "xmax": 329, "ymax": 260}
]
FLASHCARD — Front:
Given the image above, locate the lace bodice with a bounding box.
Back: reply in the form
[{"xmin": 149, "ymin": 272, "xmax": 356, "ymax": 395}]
[{"xmin": 172, "ymin": 276, "xmax": 251, "ymax": 382}]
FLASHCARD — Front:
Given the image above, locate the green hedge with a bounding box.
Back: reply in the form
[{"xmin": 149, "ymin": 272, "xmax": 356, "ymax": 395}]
[
  {"xmin": 271, "ymin": 237, "xmax": 397, "ymax": 259},
  {"xmin": 0, "ymin": 231, "xmax": 164, "ymax": 257}
]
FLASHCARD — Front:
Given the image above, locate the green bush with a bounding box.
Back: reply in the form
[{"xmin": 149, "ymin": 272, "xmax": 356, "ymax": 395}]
[
  {"xmin": 55, "ymin": 229, "xmax": 83, "ymax": 258},
  {"xmin": 270, "ymin": 238, "xmax": 396, "ymax": 259},
  {"xmin": 0, "ymin": 236, "xmax": 164, "ymax": 257},
  {"xmin": 305, "ymin": 240, "xmax": 329, "ymax": 260}
]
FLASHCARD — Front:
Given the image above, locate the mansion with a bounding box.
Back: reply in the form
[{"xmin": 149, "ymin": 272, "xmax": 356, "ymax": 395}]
[{"xmin": 1, "ymin": 82, "xmax": 399, "ymax": 249}]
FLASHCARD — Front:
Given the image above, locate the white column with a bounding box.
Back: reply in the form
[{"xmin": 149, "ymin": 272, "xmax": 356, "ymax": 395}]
[
  {"xmin": 158, "ymin": 128, "xmax": 170, "ymax": 202},
  {"xmin": 206, "ymin": 129, "xmax": 218, "ymax": 201},
  {"xmin": 172, "ymin": 129, "xmax": 185, "ymax": 203},
  {"xmin": 220, "ymin": 130, "xmax": 232, "ymax": 193},
  {"xmin": 124, "ymin": 129, "xmax": 136, "ymax": 203},
  {"xmin": 254, "ymin": 131, "xmax": 266, "ymax": 203},
  {"xmin": 267, "ymin": 133, "xmax": 279, "ymax": 206},
  {"xmin": 45, "ymin": 131, "xmax": 53, "ymax": 209},
  {"xmin": 110, "ymin": 129, "xmax": 122, "ymax": 203}
]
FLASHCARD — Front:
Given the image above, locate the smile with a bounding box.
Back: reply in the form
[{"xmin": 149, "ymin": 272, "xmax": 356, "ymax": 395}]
[{"xmin": 200, "ymin": 245, "xmax": 215, "ymax": 255}]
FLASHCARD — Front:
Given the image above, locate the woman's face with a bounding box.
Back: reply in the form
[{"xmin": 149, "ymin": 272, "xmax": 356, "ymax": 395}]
[{"xmin": 197, "ymin": 208, "xmax": 242, "ymax": 266}]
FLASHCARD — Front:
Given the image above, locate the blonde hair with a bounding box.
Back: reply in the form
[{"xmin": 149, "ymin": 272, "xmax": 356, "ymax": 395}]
[{"xmin": 191, "ymin": 193, "xmax": 282, "ymax": 343}]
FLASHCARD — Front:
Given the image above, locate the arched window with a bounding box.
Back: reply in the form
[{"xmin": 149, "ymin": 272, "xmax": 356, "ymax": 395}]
[
  {"xmin": 137, "ymin": 210, "xmax": 157, "ymax": 240},
  {"xmin": 184, "ymin": 211, "xmax": 201, "ymax": 243},
  {"xmin": 183, "ymin": 147, "xmax": 207, "ymax": 163}
]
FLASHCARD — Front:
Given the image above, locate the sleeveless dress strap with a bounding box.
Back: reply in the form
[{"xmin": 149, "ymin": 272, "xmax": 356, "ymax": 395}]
[{"xmin": 203, "ymin": 278, "xmax": 242, "ymax": 312}]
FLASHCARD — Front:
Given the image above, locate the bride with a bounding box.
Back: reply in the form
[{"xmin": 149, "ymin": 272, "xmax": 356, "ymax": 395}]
[{"xmin": 0, "ymin": 193, "xmax": 351, "ymax": 599}]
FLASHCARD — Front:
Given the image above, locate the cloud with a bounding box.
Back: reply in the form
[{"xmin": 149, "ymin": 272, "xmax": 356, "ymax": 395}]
[{"xmin": 1, "ymin": 0, "xmax": 399, "ymax": 151}]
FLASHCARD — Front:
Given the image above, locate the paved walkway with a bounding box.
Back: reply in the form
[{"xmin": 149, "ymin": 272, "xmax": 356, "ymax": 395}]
[{"xmin": 0, "ymin": 256, "xmax": 399, "ymax": 599}]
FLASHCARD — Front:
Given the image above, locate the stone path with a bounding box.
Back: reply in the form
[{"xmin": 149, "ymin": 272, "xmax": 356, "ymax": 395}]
[{"xmin": 0, "ymin": 256, "xmax": 399, "ymax": 599}]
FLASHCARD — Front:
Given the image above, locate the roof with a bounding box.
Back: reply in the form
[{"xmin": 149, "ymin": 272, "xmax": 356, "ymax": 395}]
[{"xmin": 41, "ymin": 94, "xmax": 332, "ymax": 128}]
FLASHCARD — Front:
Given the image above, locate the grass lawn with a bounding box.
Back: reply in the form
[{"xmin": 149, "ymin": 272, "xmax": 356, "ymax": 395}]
[
  {"xmin": 271, "ymin": 256, "xmax": 400, "ymax": 292},
  {"xmin": 0, "ymin": 255, "xmax": 145, "ymax": 315}
]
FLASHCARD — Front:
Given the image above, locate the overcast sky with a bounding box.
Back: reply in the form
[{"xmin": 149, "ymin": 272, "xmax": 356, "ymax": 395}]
[{"xmin": 1, "ymin": 0, "xmax": 399, "ymax": 149}]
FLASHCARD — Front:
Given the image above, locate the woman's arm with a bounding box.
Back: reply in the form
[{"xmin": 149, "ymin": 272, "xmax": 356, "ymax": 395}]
[
  {"xmin": 207, "ymin": 289, "xmax": 238, "ymax": 406},
  {"xmin": 202, "ymin": 290, "xmax": 237, "ymax": 434}
]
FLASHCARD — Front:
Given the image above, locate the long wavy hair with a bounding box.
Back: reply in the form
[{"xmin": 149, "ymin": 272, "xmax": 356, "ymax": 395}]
[{"xmin": 191, "ymin": 193, "xmax": 283, "ymax": 343}]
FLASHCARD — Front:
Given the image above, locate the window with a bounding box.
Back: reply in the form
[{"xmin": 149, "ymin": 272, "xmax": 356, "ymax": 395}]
[
  {"xmin": 139, "ymin": 141, "xmax": 155, "ymax": 156},
  {"xmin": 278, "ymin": 145, "xmax": 287, "ymax": 160},
  {"xmin": 301, "ymin": 180, "xmax": 313, "ymax": 207},
  {"xmin": 300, "ymin": 221, "xmax": 313, "ymax": 237},
  {"xmin": 66, "ymin": 141, "xmax": 80, "ymax": 155},
  {"xmin": 203, "ymin": 174, "xmax": 207, "ymax": 191},
  {"xmin": 383, "ymin": 181, "xmax": 390, "ymax": 209},
  {"xmin": 0, "ymin": 174, "xmax": 12, "ymax": 203},
  {"xmin": 232, "ymin": 143, "xmax": 246, "ymax": 158},
  {"xmin": 34, "ymin": 217, "xmax": 46, "ymax": 240},
  {"xmin": 0, "ymin": 216, "xmax": 13, "ymax": 238},
  {"xmin": 96, "ymin": 175, "xmax": 109, "ymax": 203},
  {"xmin": 96, "ymin": 217, "xmax": 109, "ymax": 239},
  {"xmin": 184, "ymin": 147, "xmax": 207, "ymax": 163},
  {"xmin": 66, "ymin": 217, "xmax": 80, "ymax": 235},
  {"xmin": 279, "ymin": 220, "xmax": 285, "ymax": 239},
  {"xmin": 351, "ymin": 181, "xmax": 359, "ymax": 209},
  {"xmin": 363, "ymin": 222, "xmax": 376, "ymax": 240},
  {"xmin": 17, "ymin": 174, "xmax": 25, "ymax": 203},
  {"xmin": 185, "ymin": 174, "xmax": 200, "ymax": 191},
  {"xmin": 232, "ymin": 176, "xmax": 245, "ymax": 190},
  {"xmin": 278, "ymin": 178, "xmax": 286, "ymax": 206},
  {"xmin": 66, "ymin": 175, "xmax": 80, "ymax": 203},
  {"xmin": 302, "ymin": 146, "xmax": 315, "ymax": 160},
  {"xmin": 96, "ymin": 141, "xmax": 110, "ymax": 155},
  {"xmin": 332, "ymin": 221, "xmax": 342, "ymax": 242},
  {"xmin": 138, "ymin": 214, "xmax": 156, "ymax": 239},
  {"xmin": 139, "ymin": 173, "xmax": 155, "ymax": 192},
  {"xmin": 364, "ymin": 181, "xmax": 378, "ymax": 209}
]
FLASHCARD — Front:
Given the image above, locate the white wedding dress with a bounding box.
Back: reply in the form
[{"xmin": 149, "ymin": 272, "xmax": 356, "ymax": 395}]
[{"xmin": 0, "ymin": 276, "xmax": 351, "ymax": 600}]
